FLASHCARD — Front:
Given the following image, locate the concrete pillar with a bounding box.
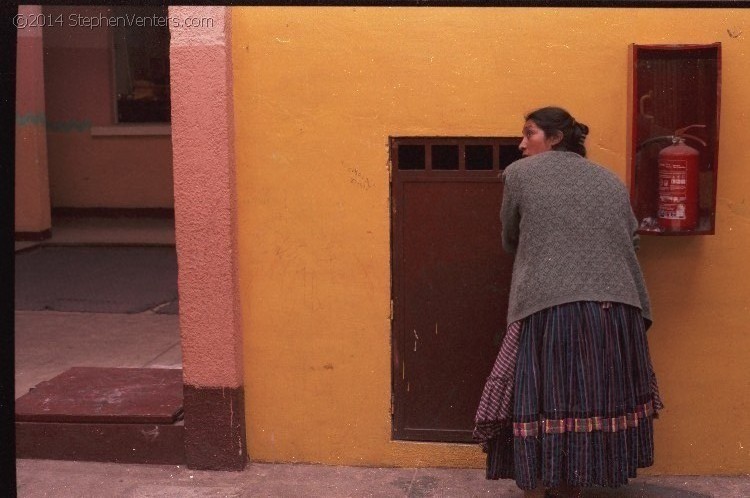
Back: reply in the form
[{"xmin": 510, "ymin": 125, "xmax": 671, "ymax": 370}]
[
  {"xmin": 168, "ymin": 7, "xmax": 246, "ymax": 470},
  {"xmin": 15, "ymin": 5, "xmax": 51, "ymax": 240}
]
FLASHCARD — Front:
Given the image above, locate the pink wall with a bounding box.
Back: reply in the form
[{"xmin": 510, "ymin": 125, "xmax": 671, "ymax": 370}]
[
  {"xmin": 15, "ymin": 5, "xmax": 51, "ymax": 234},
  {"xmin": 42, "ymin": 6, "xmax": 173, "ymax": 209},
  {"xmin": 42, "ymin": 6, "xmax": 113, "ymax": 126},
  {"xmin": 169, "ymin": 6, "xmax": 243, "ymax": 389},
  {"xmin": 46, "ymin": 134, "xmax": 173, "ymax": 208},
  {"xmin": 170, "ymin": 6, "xmax": 247, "ymax": 469}
]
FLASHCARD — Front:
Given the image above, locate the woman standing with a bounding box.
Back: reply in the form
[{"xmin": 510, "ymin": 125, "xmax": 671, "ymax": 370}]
[{"xmin": 474, "ymin": 107, "xmax": 662, "ymax": 497}]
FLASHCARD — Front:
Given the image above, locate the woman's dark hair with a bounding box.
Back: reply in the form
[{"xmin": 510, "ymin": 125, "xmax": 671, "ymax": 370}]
[{"xmin": 525, "ymin": 106, "xmax": 589, "ymax": 157}]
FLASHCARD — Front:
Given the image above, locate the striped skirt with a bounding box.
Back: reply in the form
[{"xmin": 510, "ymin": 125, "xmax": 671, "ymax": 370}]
[{"xmin": 474, "ymin": 301, "xmax": 662, "ymax": 490}]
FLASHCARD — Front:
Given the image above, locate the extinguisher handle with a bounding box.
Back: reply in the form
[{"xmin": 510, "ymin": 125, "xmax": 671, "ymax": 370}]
[
  {"xmin": 675, "ymin": 124, "xmax": 707, "ymax": 142},
  {"xmin": 679, "ymin": 133, "xmax": 708, "ymax": 147}
]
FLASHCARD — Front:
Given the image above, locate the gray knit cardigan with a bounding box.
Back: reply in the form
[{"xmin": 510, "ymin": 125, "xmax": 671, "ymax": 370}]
[{"xmin": 501, "ymin": 150, "xmax": 652, "ymax": 326}]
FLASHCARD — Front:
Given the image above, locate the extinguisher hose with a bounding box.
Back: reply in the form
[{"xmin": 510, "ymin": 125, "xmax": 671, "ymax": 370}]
[{"xmin": 636, "ymin": 135, "xmax": 674, "ymax": 152}]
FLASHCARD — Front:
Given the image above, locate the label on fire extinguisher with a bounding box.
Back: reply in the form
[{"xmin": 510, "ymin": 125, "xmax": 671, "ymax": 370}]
[
  {"xmin": 658, "ymin": 202, "xmax": 687, "ymax": 220},
  {"xmin": 658, "ymin": 159, "xmax": 688, "ymax": 220}
]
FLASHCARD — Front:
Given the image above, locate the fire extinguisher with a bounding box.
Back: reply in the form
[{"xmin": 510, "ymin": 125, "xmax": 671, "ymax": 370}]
[{"xmin": 640, "ymin": 125, "xmax": 707, "ymax": 232}]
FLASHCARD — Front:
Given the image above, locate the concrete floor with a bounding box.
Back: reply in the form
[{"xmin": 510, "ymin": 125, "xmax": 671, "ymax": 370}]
[
  {"xmin": 15, "ymin": 460, "xmax": 750, "ymax": 497},
  {"xmin": 15, "ymin": 214, "xmax": 176, "ymax": 252},
  {"xmin": 16, "ymin": 246, "xmax": 178, "ymax": 314}
]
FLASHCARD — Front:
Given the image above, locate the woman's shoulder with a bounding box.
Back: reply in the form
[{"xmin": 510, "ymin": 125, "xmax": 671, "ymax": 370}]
[
  {"xmin": 505, "ymin": 151, "xmax": 581, "ymax": 178},
  {"xmin": 583, "ymin": 158, "xmax": 627, "ymax": 187},
  {"xmin": 503, "ymin": 151, "xmax": 554, "ymax": 178},
  {"xmin": 555, "ymin": 153, "xmax": 624, "ymax": 184},
  {"xmin": 506, "ymin": 153, "xmax": 628, "ymax": 195}
]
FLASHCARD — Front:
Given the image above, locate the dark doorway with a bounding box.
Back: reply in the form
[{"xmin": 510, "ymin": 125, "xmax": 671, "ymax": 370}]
[{"xmin": 391, "ymin": 137, "xmax": 520, "ymax": 442}]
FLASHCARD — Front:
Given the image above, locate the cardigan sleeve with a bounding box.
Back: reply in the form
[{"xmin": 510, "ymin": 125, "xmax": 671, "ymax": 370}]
[{"xmin": 501, "ymin": 169, "xmax": 520, "ymax": 254}]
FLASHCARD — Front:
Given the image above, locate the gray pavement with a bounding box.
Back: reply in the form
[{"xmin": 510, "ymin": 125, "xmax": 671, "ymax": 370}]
[{"xmin": 15, "ymin": 459, "xmax": 750, "ymax": 497}]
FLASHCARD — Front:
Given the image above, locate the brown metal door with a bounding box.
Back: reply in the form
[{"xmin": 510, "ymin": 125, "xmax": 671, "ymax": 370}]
[{"xmin": 391, "ymin": 138, "xmax": 520, "ymax": 442}]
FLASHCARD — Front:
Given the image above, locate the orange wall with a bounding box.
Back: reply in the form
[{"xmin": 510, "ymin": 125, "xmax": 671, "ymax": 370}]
[
  {"xmin": 42, "ymin": 6, "xmax": 173, "ymax": 209},
  {"xmin": 233, "ymin": 7, "xmax": 750, "ymax": 473}
]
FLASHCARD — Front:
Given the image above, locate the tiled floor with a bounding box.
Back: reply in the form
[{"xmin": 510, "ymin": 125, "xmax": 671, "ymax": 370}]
[
  {"xmin": 15, "ymin": 310, "xmax": 181, "ymax": 397},
  {"xmin": 14, "ymin": 215, "xmax": 181, "ymax": 399}
]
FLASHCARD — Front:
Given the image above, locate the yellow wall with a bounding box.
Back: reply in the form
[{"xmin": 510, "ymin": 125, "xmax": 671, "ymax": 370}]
[{"xmin": 233, "ymin": 8, "xmax": 750, "ymax": 473}]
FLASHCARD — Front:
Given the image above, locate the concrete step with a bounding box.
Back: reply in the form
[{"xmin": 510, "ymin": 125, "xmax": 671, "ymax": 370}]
[{"xmin": 16, "ymin": 367, "xmax": 185, "ymax": 464}]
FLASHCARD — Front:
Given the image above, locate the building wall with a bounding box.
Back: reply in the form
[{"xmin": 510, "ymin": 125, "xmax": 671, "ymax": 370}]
[
  {"xmin": 42, "ymin": 6, "xmax": 173, "ymax": 209},
  {"xmin": 15, "ymin": 5, "xmax": 51, "ymax": 235},
  {"xmin": 232, "ymin": 8, "xmax": 750, "ymax": 473}
]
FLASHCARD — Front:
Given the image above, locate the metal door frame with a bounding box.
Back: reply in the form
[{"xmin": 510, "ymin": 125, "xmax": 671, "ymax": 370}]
[{"xmin": 390, "ymin": 136, "xmax": 520, "ymax": 442}]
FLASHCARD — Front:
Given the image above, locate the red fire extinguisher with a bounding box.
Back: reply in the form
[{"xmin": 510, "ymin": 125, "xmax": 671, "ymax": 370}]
[{"xmin": 654, "ymin": 125, "xmax": 707, "ymax": 232}]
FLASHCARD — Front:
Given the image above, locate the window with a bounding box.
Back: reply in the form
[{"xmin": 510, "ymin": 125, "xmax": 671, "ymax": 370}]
[
  {"xmin": 112, "ymin": 6, "xmax": 171, "ymax": 123},
  {"xmin": 392, "ymin": 137, "xmax": 522, "ymax": 172}
]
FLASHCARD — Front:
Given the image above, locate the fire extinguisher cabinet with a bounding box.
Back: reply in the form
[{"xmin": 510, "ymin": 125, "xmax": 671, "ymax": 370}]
[{"xmin": 628, "ymin": 43, "xmax": 721, "ymax": 235}]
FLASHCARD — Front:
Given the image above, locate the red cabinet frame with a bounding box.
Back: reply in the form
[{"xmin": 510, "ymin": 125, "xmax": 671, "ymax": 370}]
[{"xmin": 627, "ymin": 43, "xmax": 721, "ymax": 235}]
